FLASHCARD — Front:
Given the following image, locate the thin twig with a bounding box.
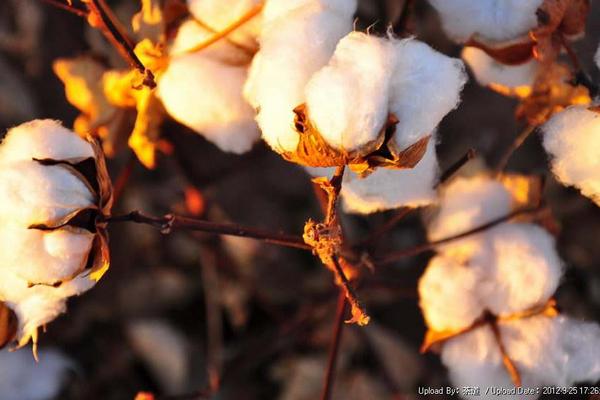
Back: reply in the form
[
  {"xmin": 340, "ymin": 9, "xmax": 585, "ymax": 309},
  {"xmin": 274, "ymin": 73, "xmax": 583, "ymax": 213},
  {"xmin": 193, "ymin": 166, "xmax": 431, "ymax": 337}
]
[
  {"xmin": 375, "ymin": 205, "xmax": 546, "ymax": 266},
  {"xmin": 199, "ymin": 246, "xmax": 223, "ymax": 394},
  {"xmin": 320, "ymin": 291, "xmax": 347, "ymax": 400},
  {"xmin": 495, "ymin": 125, "xmax": 536, "ymax": 174},
  {"xmin": 358, "ymin": 149, "xmax": 476, "ymax": 248},
  {"xmin": 40, "ymin": 0, "xmax": 89, "ymax": 17},
  {"xmin": 105, "ymin": 211, "xmax": 311, "ymax": 250},
  {"xmin": 85, "ymin": 0, "xmax": 156, "ymax": 88},
  {"xmin": 188, "ymin": 2, "xmax": 263, "ymax": 54}
]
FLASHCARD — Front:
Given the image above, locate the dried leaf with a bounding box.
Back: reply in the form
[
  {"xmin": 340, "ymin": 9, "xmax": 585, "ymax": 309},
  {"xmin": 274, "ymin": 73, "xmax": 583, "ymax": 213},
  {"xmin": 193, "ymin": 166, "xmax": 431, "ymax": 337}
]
[
  {"xmin": 465, "ymin": 39, "xmax": 535, "ymax": 66},
  {"xmin": 516, "ymin": 63, "xmax": 590, "ymax": 125},
  {"xmin": 132, "ymin": 0, "xmax": 164, "ymax": 43},
  {"xmin": 501, "ymin": 173, "xmax": 544, "ymax": 210}
]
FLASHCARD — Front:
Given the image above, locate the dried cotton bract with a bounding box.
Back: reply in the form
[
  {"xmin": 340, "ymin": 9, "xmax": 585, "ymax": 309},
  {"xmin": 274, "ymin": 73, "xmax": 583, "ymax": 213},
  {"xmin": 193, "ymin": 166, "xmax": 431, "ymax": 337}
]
[
  {"xmin": 0, "ymin": 120, "xmax": 112, "ymax": 349},
  {"xmin": 542, "ymin": 106, "xmax": 600, "ymax": 206},
  {"xmin": 157, "ymin": 17, "xmax": 260, "ymax": 154}
]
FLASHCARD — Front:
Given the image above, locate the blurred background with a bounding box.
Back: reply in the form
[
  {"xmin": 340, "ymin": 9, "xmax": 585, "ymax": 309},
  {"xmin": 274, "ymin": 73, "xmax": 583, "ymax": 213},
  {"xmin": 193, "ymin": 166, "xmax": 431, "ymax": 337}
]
[{"xmin": 0, "ymin": 0, "xmax": 600, "ymax": 399}]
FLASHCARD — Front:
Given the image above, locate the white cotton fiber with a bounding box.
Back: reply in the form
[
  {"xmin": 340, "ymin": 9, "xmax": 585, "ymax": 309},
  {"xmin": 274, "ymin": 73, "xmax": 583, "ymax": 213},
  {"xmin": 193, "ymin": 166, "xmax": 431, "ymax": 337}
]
[
  {"xmin": 0, "ymin": 120, "xmax": 102, "ymax": 346},
  {"xmin": 305, "ymin": 32, "xmax": 394, "ymax": 152},
  {"xmin": 475, "ymin": 223, "xmax": 563, "ymax": 316},
  {"xmin": 340, "ymin": 138, "xmax": 439, "ymax": 213},
  {"xmin": 0, "ymin": 227, "xmax": 94, "ymax": 285},
  {"xmin": 169, "ymin": 19, "xmax": 251, "ymax": 65},
  {"xmin": 428, "ymin": 175, "xmax": 512, "ymax": 262},
  {"xmin": 428, "ymin": 0, "xmax": 543, "ymax": 44},
  {"xmin": 419, "ymin": 255, "xmax": 483, "ymax": 332},
  {"xmin": 186, "ymin": 0, "xmax": 262, "ymax": 49},
  {"xmin": 244, "ymin": 3, "xmax": 355, "ymax": 152},
  {"xmin": 462, "ymin": 47, "xmax": 538, "ymax": 93},
  {"xmin": 542, "ymin": 106, "xmax": 600, "ymax": 206},
  {"xmin": 0, "ymin": 119, "xmax": 94, "ymax": 163},
  {"xmin": 441, "ymin": 326, "xmax": 521, "ymax": 399},
  {"xmin": 390, "ymin": 39, "xmax": 467, "ymax": 150},
  {"xmin": 0, "ymin": 162, "xmax": 94, "ymax": 227},
  {"xmin": 0, "ymin": 348, "xmax": 73, "ymax": 400},
  {"xmin": 158, "ymin": 52, "xmax": 260, "ymax": 154},
  {"xmin": 262, "ymin": 0, "xmax": 357, "ymax": 21}
]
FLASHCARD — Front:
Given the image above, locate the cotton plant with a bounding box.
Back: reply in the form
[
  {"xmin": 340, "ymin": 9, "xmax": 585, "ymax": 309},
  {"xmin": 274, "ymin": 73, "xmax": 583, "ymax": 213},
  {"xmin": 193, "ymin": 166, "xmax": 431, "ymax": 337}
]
[
  {"xmin": 0, "ymin": 120, "xmax": 112, "ymax": 352},
  {"xmin": 419, "ymin": 174, "xmax": 600, "ymax": 396},
  {"xmin": 428, "ymin": 0, "xmax": 591, "ymax": 107}
]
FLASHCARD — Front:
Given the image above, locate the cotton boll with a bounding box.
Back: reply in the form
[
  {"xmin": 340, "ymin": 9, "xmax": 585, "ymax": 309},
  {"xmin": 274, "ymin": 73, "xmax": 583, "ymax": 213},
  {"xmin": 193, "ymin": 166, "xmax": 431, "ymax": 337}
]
[
  {"xmin": 428, "ymin": 0, "xmax": 543, "ymax": 44},
  {"xmin": 0, "ymin": 348, "xmax": 73, "ymax": 400},
  {"xmin": 262, "ymin": 0, "xmax": 357, "ymax": 21},
  {"xmin": 340, "ymin": 138, "xmax": 439, "ymax": 213},
  {"xmin": 304, "ymin": 33, "xmax": 394, "ymax": 152},
  {"xmin": 475, "ymin": 224, "xmax": 562, "ymax": 316},
  {"xmin": 0, "ymin": 227, "xmax": 94, "ymax": 285},
  {"xmin": 542, "ymin": 106, "xmax": 600, "ymax": 206},
  {"xmin": 501, "ymin": 315, "xmax": 600, "ymax": 388},
  {"xmin": 0, "ymin": 119, "xmax": 94, "ymax": 164},
  {"xmin": 0, "ymin": 162, "xmax": 95, "ymax": 227},
  {"xmin": 186, "ymin": 0, "xmax": 261, "ymax": 49},
  {"xmin": 169, "ymin": 19, "xmax": 251, "ymax": 65},
  {"xmin": 462, "ymin": 47, "xmax": 538, "ymax": 97},
  {"xmin": 428, "ymin": 176, "xmax": 512, "ymax": 262},
  {"xmin": 244, "ymin": 5, "xmax": 355, "ymax": 152},
  {"xmin": 390, "ymin": 39, "xmax": 467, "ymax": 149},
  {"xmin": 441, "ymin": 327, "xmax": 522, "ymax": 399},
  {"xmin": 158, "ymin": 52, "xmax": 259, "ymax": 154},
  {"xmin": 419, "ymin": 255, "xmax": 483, "ymax": 332}
]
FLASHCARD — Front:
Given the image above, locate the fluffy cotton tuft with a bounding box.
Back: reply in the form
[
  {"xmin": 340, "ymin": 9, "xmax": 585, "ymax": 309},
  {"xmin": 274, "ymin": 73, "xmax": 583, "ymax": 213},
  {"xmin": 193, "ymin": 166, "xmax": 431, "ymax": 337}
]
[
  {"xmin": 442, "ymin": 316, "xmax": 600, "ymax": 395},
  {"xmin": 419, "ymin": 255, "xmax": 483, "ymax": 332},
  {"xmin": 158, "ymin": 20, "xmax": 260, "ymax": 154},
  {"xmin": 462, "ymin": 47, "xmax": 538, "ymax": 96},
  {"xmin": 475, "ymin": 223, "xmax": 563, "ymax": 316},
  {"xmin": 428, "ymin": 0, "xmax": 543, "ymax": 44},
  {"xmin": 0, "ymin": 120, "xmax": 104, "ymax": 346},
  {"xmin": 542, "ymin": 106, "xmax": 600, "ymax": 206},
  {"xmin": 305, "ymin": 138, "xmax": 439, "ymax": 213},
  {"xmin": 428, "ymin": 175, "xmax": 512, "ymax": 262},
  {"xmin": 0, "ymin": 348, "xmax": 73, "ymax": 400},
  {"xmin": 390, "ymin": 39, "xmax": 467, "ymax": 149},
  {"xmin": 186, "ymin": 0, "xmax": 261, "ymax": 49},
  {"xmin": 244, "ymin": 1, "xmax": 356, "ymax": 152},
  {"xmin": 340, "ymin": 138, "xmax": 439, "ymax": 213},
  {"xmin": 305, "ymin": 32, "xmax": 394, "ymax": 152}
]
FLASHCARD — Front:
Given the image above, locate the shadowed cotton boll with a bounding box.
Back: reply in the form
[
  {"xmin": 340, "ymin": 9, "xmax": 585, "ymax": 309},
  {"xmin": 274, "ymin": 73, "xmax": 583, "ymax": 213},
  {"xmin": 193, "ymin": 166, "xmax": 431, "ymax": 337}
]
[
  {"xmin": 244, "ymin": 0, "xmax": 356, "ymax": 152},
  {"xmin": 340, "ymin": 138, "xmax": 439, "ymax": 213},
  {"xmin": 157, "ymin": 20, "xmax": 260, "ymax": 154},
  {"xmin": 418, "ymin": 255, "xmax": 483, "ymax": 332},
  {"xmin": 542, "ymin": 106, "xmax": 600, "ymax": 206},
  {"xmin": 186, "ymin": 0, "xmax": 261, "ymax": 49},
  {"xmin": 0, "ymin": 120, "xmax": 111, "ymax": 348},
  {"xmin": 462, "ymin": 47, "xmax": 538, "ymax": 97},
  {"xmin": 428, "ymin": 176, "xmax": 512, "ymax": 262},
  {"xmin": 442, "ymin": 316, "xmax": 600, "ymax": 399},
  {"xmin": 0, "ymin": 348, "xmax": 73, "ymax": 400},
  {"xmin": 390, "ymin": 39, "xmax": 467, "ymax": 150},
  {"xmin": 427, "ymin": 0, "xmax": 543, "ymax": 44},
  {"xmin": 475, "ymin": 223, "xmax": 563, "ymax": 316}
]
